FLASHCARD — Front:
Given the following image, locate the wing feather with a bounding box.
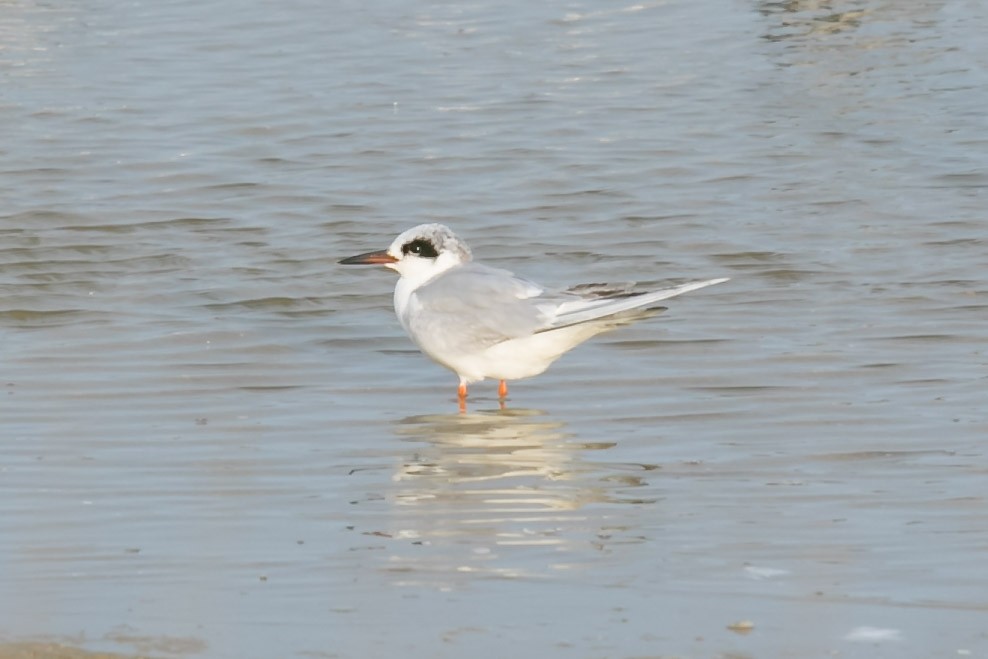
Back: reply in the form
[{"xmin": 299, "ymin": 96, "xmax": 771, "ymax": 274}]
[
  {"xmin": 409, "ymin": 263, "xmax": 548, "ymax": 354},
  {"xmin": 410, "ymin": 265, "xmax": 728, "ymax": 355},
  {"xmin": 538, "ymin": 278, "xmax": 729, "ymax": 332}
]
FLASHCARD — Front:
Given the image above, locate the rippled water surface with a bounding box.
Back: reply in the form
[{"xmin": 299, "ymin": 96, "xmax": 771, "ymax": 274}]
[{"xmin": 2, "ymin": 0, "xmax": 987, "ymax": 657}]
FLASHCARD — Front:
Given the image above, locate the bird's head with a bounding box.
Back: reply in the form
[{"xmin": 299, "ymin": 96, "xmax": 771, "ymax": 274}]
[{"xmin": 340, "ymin": 223, "xmax": 472, "ymax": 287}]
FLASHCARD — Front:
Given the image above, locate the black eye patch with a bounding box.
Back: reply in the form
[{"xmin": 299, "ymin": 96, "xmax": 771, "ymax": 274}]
[{"xmin": 401, "ymin": 238, "xmax": 439, "ymax": 258}]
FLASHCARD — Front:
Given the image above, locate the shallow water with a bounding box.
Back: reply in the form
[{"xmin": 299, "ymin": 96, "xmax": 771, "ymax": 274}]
[{"xmin": 2, "ymin": 0, "xmax": 987, "ymax": 657}]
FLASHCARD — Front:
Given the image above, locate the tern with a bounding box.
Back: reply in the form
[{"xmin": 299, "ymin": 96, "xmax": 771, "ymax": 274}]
[{"xmin": 340, "ymin": 224, "xmax": 727, "ymax": 408}]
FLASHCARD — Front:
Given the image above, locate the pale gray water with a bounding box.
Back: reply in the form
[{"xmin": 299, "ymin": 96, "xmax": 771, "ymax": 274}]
[{"xmin": 2, "ymin": 0, "xmax": 987, "ymax": 657}]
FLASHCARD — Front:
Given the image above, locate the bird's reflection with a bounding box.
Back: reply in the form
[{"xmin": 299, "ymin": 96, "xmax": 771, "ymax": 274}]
[
  {"xmin": 758, "ymin": 0, "xmax": 868, "ymax": 41},
  {"xmin": 375, "ymin": 408, "xmax": 658, "ymax": 586},
  {"xmin": 757, "ymin": 0, "xmax": 944, "ymax": 43},
  {"xmin": 396, "ymin": 408, "xmax": 593, "ymax": 490}
]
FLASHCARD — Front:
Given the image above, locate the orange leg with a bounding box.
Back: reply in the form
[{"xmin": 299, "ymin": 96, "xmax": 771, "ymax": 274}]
[
  {"xmin": 498, "ymin": 380, "xmax": 508, "ymax": 399},
  {"xmin": 458, "ymin": 383, "xmax": 468, "ymax": 413}
]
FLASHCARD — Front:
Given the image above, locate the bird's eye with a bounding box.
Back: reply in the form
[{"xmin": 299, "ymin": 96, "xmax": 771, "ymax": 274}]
[{"xmin": 401, "ymin": 239, "xmax": 439, "ymax": 258}]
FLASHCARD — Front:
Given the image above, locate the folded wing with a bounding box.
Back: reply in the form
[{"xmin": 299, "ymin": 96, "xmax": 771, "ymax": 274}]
[{"xmin": 413, "ymin": 264, "xmax": 728, "ymax": 353}]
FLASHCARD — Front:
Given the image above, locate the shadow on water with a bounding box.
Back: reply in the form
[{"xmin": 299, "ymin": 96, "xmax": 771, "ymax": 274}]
[{"xmin": 364, "ymin": 407, "xmax": 662, "ymax": 586}]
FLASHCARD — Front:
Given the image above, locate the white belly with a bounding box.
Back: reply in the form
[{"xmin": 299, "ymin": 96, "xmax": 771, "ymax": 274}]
[{"xmin": 421, "ymin": 324, "xmax": 609, "ymax": 384}]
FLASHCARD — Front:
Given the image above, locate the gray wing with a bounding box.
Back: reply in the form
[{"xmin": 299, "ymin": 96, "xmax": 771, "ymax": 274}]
[
  {"xmin": 409, "ymin": 263, "xmax": 550, "ymax": 354},
  {"xmin": 537, "ymin": 278, "xmax": 730, "ymax": 332},
  {"xmin": 411, "ymin": 265, "xmax": 728, "ymax": 354}
]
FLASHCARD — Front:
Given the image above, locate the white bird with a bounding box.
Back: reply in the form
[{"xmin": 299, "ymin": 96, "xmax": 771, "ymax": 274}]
[{"xmin": 340, "ymin": 224, "xmax": 727, "ymax": 408}]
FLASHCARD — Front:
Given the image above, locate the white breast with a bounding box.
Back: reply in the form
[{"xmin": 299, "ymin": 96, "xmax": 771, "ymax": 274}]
[{"xmin": 393, "ymin": 276, "xmax": 416, "ymax": 334}]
